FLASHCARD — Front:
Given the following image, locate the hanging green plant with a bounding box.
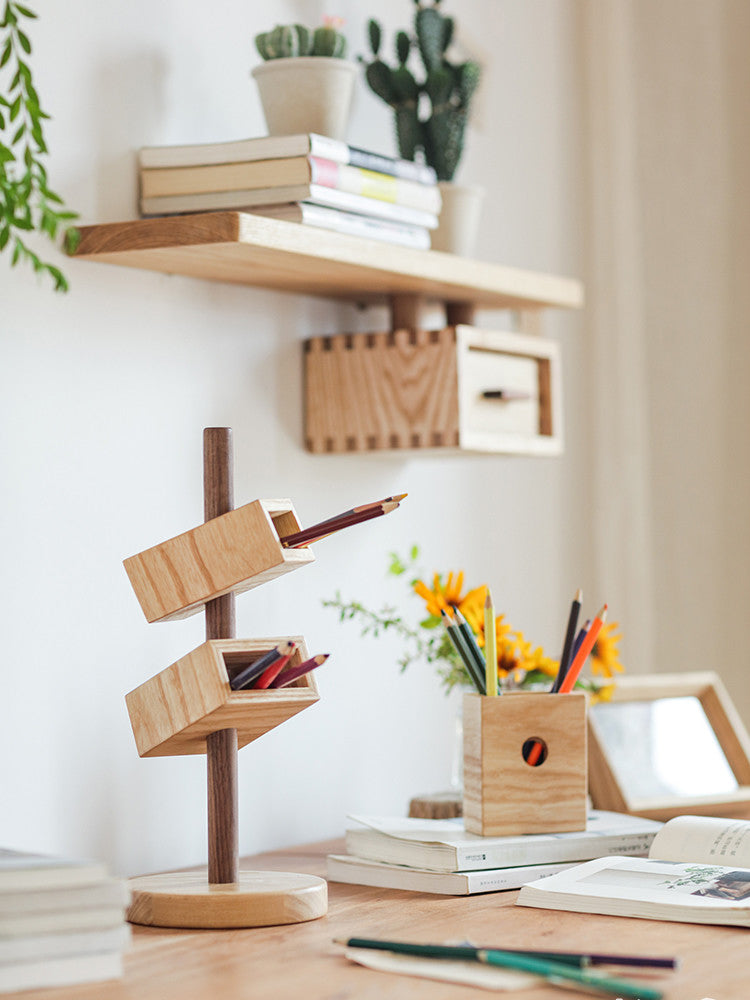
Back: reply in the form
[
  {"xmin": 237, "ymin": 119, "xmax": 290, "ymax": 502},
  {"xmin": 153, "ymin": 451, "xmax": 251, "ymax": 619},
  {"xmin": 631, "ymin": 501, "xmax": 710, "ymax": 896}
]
[{"xmin": 0, "ymin": 1, "xmax": 78, "ymax": 292}]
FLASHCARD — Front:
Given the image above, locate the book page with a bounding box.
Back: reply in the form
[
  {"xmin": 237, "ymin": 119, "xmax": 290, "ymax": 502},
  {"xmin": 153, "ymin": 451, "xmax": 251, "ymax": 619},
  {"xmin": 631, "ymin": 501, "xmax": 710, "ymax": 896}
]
[{"xmin": 649, "ymin": 815, "xmax": 750, "ymax": 866}]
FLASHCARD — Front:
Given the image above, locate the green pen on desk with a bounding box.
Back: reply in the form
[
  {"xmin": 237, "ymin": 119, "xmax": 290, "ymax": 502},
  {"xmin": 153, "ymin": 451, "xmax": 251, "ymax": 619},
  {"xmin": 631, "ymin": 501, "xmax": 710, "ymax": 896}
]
[{"xmin": 336, "ymin": 938, "xmax": 665, "ymax": 1000}]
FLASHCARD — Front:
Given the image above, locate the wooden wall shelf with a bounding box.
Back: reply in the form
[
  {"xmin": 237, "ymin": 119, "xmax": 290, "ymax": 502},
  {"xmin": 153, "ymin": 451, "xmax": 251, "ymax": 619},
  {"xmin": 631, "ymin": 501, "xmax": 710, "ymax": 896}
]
[{"xmin": 73, "ymin": 212, "xmax": 584, "ymax": 311}]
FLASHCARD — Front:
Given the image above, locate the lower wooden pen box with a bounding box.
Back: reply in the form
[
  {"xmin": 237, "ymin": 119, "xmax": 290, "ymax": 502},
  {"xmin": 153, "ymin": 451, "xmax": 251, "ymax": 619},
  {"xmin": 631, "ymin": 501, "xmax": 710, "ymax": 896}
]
[
  {"xmin": 462, "ymin": 690, "xmax": 588, "ymax": 836},
  {"xmin": 126, "ymin": 638, "xmax": 318, "ymax": 757}
]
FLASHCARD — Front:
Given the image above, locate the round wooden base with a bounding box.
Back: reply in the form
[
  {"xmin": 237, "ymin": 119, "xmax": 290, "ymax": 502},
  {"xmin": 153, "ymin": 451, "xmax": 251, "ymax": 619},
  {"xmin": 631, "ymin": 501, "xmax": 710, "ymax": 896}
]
[{"xmin": 126, "ymin": 870, "xmax": 328, "ymax": 929}]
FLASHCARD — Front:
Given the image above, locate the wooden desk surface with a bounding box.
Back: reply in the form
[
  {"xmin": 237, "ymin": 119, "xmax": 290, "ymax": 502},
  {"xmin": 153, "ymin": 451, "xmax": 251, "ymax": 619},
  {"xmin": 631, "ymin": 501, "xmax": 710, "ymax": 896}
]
[{"xmin": 15, "ymin": 839, "xmax": 749, "ymax": 1000}]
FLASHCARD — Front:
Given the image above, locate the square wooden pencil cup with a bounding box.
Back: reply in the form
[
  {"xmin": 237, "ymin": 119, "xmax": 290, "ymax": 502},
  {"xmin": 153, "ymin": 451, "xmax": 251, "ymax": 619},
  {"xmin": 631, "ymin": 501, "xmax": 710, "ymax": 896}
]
[
  {"xmin": 123, "ymin": 498, "xmax": 314, "ymax": 623},
  {"xmin": 125, "ymin": 637, "xmax": 318, "ymax": 757},
  {"xmin": 462, "ymin": 690, "xmax": 588, "ymax": 836}
]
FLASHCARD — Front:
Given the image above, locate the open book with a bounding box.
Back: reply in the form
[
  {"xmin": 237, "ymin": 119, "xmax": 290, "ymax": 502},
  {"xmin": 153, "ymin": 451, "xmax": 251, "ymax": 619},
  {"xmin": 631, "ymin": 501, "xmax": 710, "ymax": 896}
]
[{"xmin": 517, "ymin": 814, "xmax": 750, "ymax": 926}]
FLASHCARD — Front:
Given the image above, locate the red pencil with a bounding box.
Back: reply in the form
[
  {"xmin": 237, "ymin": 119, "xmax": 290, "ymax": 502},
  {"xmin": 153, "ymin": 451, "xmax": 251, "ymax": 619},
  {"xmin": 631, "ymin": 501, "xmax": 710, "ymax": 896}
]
[
  {"xmin": 280, "ymin": 501, "xmax": 400, "ymax": 548},
  {"xmin": 559, "ymin": 604, "xmax": 608, "ymax": 694},
  {"xmin": 252, "ymin": 646, "xmax": 297, "ymax": 689}
]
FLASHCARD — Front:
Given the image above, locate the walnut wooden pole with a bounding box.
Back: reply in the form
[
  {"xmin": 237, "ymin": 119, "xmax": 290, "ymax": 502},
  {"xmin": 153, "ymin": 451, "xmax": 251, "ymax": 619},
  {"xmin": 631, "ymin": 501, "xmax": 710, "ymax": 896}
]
[{"xmin": 204, "ymin": 427, "xmax": 239, "ymax": 885}]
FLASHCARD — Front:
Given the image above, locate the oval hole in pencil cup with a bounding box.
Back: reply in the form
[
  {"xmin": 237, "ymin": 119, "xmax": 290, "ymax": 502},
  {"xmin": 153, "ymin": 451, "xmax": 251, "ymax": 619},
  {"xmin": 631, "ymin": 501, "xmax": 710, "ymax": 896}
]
[{"xmin": 522, "ymin": 737, "xmax": 548, "ymax": 766}]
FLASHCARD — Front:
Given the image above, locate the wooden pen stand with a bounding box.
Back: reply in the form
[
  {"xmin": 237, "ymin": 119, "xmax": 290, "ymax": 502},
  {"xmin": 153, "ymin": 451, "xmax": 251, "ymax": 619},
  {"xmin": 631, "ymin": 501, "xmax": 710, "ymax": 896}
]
[
  {"xmin": 126, "ymin": 638, "xmax": 318, "ymax": 757},
  {"xmin": 462, "ymin": 691, "xmax": 587, "ymax": 836},
  {"xmin": 123, "ymin": 499, "xmax": 314, "ymax": 623}
]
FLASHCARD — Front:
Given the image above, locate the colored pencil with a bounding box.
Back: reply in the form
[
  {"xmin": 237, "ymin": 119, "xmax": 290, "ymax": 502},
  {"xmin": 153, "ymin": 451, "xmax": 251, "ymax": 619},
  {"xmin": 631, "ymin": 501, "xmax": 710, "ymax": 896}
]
[
  {"xmin": 551, "ymin": 588, "xmax": 582, "ymax": 693},
  {"xmin": 483, "ymin": 589, "xmax": 498, "ymax": 697},
  {"xmin": 306, "ymin": 493, "xmax": 407, "ymax": 532},
  {"xmin": 229, "ymin": 641, "xmax": 295, "ymax": 691},
  {"xmin": 270, "ymin": 653, "xmax": 329, "ymax": 688},
  {"xmin": 279, "ymin": 501, "xmax": 400, "ymax": 548},
  {"xmin": 559, "ymin": 604, "xmax": 608, "ymax": 694},
  {"xmin": 440, "ymin": 609, "xmax": 485, "ymax": 695},
  {"xmin": 252, "ymin": 646, "xmax": 297, "ymax": 689},
  {"xmin": 335, "ymin": 938, "xmax": 664, "ymax": 1000},
  {"xmin": 481, "ymin": 389, "xmax": 532, "ymax": 401},
  {"xmin": 452, "ymin": 607, "xmax": 488, "ymax": 695},
  {"xmin": 336, "ymin": 937, "xmax": 677, "ymax": 970}
]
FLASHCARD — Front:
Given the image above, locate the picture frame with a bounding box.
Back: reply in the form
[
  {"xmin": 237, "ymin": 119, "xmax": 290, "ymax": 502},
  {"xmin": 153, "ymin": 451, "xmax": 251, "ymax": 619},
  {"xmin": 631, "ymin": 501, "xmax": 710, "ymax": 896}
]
[{"xmin": 588, "ymin": 671, "xmax": 750, "ymax": 821}]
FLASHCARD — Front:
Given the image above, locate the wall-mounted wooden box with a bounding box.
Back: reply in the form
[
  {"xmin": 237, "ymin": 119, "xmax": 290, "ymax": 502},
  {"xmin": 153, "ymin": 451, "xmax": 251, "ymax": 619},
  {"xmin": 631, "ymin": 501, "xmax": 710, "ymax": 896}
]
[
  {"xmin": 123, "ymin": 499, "xmax": 314, "ymax": 624},
  {"xmin": 126, "ymin": 638, "xmax": 318, "ymax": 757},
  {"xmin": 304, "ymin": 325, "xmax": 562, "ymax": 456},
  {"xmin": 462, "ymin": 691, "xmax": 587, "ymax": 836}
]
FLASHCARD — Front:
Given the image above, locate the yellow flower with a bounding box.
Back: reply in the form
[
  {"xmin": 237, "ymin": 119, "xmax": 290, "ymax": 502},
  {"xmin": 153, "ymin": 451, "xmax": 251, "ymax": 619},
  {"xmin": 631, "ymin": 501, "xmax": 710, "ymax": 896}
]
[
  {"xmin": 590, "ymin": 622, "xmax": 623, "ymax": 677},
  {"xmin": 413, "ymin": 572, "xmax": 487, "ymax": 631}
]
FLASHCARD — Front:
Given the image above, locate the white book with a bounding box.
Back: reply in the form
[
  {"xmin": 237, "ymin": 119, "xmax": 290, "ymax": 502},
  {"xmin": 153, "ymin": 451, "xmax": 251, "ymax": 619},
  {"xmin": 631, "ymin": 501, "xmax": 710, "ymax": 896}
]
[
  {"xmin": 326, "ymin": 853, "xmax": 576, "ymax": 895},
  {"xmin": 0, "ymin": 878, "xmax": 129, "ymax": 916},
  {"xmin": 345, "ymin": 810, "xmax": 662, "ymax": 873},
  {"xmin": 0, "ymin": 849, "xmax": 108, "ymax": 893},
  {"xmin": 246, "ymin": 203, "xmax": 430, "ymax": 250},
  {"xmin": 138, "ymin": 132, "xmax": 437, "ymax": 185},
  {"xmin": 0, "ymin": 925, "xmax": 131, "ymax": 965},
  {"xmin": 0, "ymin": 907, "xmax": 127, "ymax": 937},
  {"xmin": 517, "ymin": 814, "xmax": 750, "ymax": 927},
  {"xmin": 140, "ymin": 183, "xmax": 439, "ymax": 229},
  {"xmin": 0, "ymin": 950, "xmax": 123, "ymax": 993}
]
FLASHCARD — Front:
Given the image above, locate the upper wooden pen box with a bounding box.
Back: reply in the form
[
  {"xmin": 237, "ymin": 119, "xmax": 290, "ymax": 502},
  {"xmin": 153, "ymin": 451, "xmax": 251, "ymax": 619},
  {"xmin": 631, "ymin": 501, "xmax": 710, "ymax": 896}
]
[{"xmin": 123, "ymin": 499, "xmax": 314, "ymax": 623}]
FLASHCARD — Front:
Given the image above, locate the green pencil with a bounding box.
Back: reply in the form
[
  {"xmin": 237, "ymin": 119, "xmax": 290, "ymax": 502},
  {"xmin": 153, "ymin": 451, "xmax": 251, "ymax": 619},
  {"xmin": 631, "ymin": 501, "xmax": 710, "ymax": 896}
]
[
  {"xmin": 336, "ymin": 938, "xmax": 664, "ymax": 1000},
  {"xmin": 440, "ymin": 609, "xmax": 485, "ymax": 694},
  {"xmin": 452, "ymin": 607, "xmax": 489, "ymax": 691}
]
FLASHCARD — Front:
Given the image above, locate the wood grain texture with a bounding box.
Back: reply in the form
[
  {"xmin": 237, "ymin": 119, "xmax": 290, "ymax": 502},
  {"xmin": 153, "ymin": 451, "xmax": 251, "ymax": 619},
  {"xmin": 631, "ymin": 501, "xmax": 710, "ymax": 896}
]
[
  {"xmin": 203, "ymin": 427, "xmax": 236, "ymax": 642},
  {"xmin": 588, "ymin": 671, "xmax": 750, "ymax": 821},
  {"xmin": 125, "ymin": 638, "xmax": 318, "ymax": 756},
  {"xmin": 18, "ymin": 837, "xmax": 750, "ymax": 1000},
  {"xmin": 72, "ymin": 212, "xmax": 584, "ymax": 309},
  {"xmin": 123, "ymin": 499, "xmax": 314, "ymax": 623},
  {"xmin": 304, "ymin": 325, "xmax": 562, "ymax": 455},
  {"xmin": 462, "ymin": 691, "xmax": 588, "ymax": 836},
  {"xmin": 127, "ymin": 870, "xmax": 327, "ymax": 929}
]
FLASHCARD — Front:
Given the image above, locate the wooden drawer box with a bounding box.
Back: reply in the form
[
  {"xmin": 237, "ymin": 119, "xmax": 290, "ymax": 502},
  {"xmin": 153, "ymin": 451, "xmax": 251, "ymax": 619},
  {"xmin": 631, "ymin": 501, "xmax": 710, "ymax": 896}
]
[
  {"xmin": 304, "ymin": 325, "xmax": 562, "ymax": 455},
  {"xmin": 126, "ymin": 638, "xmax": 319, "ymax": 757},
  {"xmin": 123, "ymin": 499, "xmax": 314, "ymax": 624}
]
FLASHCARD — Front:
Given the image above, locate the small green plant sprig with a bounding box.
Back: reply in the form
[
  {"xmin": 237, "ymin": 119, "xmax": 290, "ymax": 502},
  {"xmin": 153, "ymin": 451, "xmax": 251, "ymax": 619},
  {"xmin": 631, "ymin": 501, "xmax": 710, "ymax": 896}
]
[
  {"xmin": 0, "ymin": 1, "xmax": 78, "ymax": 291},
  {"xmin": 255, "ymin": 19, "xmax": 347, "ymax": 61},
  {"xmin": 361, "ymin": 0, "xmax": 481, "ymax": 181}
]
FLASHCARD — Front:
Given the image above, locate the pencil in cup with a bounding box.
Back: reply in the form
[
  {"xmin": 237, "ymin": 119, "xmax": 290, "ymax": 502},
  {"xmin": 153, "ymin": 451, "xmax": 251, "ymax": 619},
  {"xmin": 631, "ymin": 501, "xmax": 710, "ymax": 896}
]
[
  {"xmin": 229, "ymin": 641, "xmax": 295, "ymax": 690},
  {"xmin": 441, "ymin": 609, "xmax": 485, "ymax": 695},
  {"xmin": 270, "ymin": 653, "xmax": 329, "ymax": 688},
  {"xmin": 279, "ymin": 500, "xmax": 401, "ymax": 548}
]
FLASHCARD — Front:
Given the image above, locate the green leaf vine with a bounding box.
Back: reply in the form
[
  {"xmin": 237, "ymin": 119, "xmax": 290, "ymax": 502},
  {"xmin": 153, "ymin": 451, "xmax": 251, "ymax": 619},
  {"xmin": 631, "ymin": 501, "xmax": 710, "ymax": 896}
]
[{"xmin": 0, "ymin": 1, "xmax": 79, "ymax": 292}]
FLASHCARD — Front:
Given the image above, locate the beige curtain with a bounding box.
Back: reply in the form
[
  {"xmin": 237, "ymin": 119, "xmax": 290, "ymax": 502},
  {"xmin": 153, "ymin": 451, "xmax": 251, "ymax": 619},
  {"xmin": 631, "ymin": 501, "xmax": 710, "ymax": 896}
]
[{"xmin": 580, "ymin": 0, "xmax": 750, "ymax": 719}]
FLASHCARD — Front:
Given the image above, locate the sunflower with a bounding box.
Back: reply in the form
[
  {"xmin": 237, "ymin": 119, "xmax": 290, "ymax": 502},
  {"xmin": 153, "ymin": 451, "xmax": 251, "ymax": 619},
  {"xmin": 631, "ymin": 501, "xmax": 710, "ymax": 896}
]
[
  {"xmin": 413, "ymin": 572, "xmax": 488, "ymax": 636},
  {"xmin": 590, "ymin": 621, "xmax": 623, "ymax": 678}
]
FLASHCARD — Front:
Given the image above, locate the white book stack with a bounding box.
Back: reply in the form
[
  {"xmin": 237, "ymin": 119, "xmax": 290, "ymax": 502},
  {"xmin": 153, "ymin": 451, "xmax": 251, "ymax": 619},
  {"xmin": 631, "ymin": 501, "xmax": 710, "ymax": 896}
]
[
  {"xmin": 0, "ymin": 848, "xmax": 130, "ymax": 993},
  {"xmin": 137, "ymin": 132, "xmax": 441, "ymax": 250},
  {"xmin": 326, "ymin": 810, "xmax": 663, "ymax": 896}
]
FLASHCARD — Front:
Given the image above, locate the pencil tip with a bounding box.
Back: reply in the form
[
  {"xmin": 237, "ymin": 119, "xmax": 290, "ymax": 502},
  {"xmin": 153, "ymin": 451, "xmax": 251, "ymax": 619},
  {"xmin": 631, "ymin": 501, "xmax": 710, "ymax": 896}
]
[
  {"xmin": 575, "ymin": 588, "xmax": 583, "ymax": 601},
  {"xmin": 393, "ymin": 492, "xmax": 408, "ymax": 501},
  {"xmin": 485, "ymin": 588, "xmax": 493, "ymax": 606}
]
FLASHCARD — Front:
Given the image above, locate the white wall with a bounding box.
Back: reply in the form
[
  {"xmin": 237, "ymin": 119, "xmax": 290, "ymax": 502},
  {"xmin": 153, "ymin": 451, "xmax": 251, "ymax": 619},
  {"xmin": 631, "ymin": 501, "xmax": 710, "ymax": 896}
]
[{"xmin": 1, "ymin": 0, "xmax": 584, "ymax": 877}]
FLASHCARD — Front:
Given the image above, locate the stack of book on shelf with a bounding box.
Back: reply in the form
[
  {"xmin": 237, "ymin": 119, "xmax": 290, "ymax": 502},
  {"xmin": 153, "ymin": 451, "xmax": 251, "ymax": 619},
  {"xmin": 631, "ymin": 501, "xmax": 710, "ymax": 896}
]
[
  {"xmin": 0, "ymin": 848, "xmax": 130, "ymax": 993},
  {"xmin": 137, "ymin": 132, "xmax": 440, "ymax": 249},
  {"xmin": 326, "ymin": 810, "xmax": 663, "ymax": 895}
]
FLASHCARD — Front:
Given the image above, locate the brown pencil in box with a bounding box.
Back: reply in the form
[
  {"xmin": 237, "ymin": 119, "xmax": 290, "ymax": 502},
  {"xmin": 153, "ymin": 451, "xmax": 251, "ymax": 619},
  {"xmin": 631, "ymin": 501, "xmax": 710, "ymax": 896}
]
[
  {"xmin": 270, "ymin": 653, "xmax": 329, "ymax": 688},
  {"xmin": 280, "ymin": 501, "xmax": 400, "ymax": 548}
]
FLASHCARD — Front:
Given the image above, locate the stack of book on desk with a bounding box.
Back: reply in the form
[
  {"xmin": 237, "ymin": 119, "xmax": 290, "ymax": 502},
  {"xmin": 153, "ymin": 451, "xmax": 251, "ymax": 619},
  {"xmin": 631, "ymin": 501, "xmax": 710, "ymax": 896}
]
[
  {"xmin": 0, "ymin": 848, "xmax": 130, "ymax": 993},
  {"xmin": 326, "ymin": 810, "xmax": 663, "ymax": 895},
  {"xmin": 138, "ymin": 132, "xmax": 440, "ymax": 249}
]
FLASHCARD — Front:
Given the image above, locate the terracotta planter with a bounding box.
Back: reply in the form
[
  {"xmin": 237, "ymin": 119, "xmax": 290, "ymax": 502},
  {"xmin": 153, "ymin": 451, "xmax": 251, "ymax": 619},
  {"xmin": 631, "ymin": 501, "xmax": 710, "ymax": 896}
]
[
  {"xmin": 251, "ymin": 57, "xmax": 357, "ymax": 140},
  {"xmin": 431, "ymin": 181, "xmax": 485, "ymax": 257}
]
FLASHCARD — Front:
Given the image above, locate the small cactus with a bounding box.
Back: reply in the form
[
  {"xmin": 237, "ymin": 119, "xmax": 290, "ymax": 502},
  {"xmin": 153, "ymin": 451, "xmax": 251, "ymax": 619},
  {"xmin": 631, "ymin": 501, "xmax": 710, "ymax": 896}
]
[
  {"xmin": 255, "ymin": 19, "xmax": 347, "ymax": 61},
  {"xmin": 360, "ymin": 1, "xmax": 481, "ymax": 181}
]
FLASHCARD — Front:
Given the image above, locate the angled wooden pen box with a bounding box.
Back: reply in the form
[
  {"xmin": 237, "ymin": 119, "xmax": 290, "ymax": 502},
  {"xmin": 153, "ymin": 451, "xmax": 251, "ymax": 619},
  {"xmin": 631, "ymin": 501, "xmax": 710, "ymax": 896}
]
[
  {"xmin": 304, "ymin": 325, "xmax": 562, "ymax": 455},
  {"xmin": 463, "ymin": 691, "xmax": 587, "ymax": 836},
  {"xmin": 126, "ymin": 637, "xmax": 318, "ymax": 757},
  {"xmin": 123, "ymin": 498, "xmax": 314, "ymax": 623}
]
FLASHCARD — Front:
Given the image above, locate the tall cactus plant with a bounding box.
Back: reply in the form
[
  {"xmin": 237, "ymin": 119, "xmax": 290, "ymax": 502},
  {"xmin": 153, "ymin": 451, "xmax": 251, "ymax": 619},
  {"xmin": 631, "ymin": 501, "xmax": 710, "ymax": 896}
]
[{"xmin": 361, "ymin": 1, "xmax": 480, "ymax": 181}]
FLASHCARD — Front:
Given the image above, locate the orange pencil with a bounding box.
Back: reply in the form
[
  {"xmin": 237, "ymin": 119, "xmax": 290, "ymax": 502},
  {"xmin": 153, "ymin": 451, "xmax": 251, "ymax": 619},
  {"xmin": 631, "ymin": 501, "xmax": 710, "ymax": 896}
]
[
  {"xmin": 558, "ymin": 604, "xmax": 608, "ymax": 694},
  {"xmin": 253, "ymin": 645, "xmax": 297, "ymax": 689}
]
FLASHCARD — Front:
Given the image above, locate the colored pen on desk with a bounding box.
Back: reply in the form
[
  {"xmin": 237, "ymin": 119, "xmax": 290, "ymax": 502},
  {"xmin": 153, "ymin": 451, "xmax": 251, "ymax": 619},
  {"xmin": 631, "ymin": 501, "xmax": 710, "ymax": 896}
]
[
  {"xmin": 483, "ymin": 589, "xmax": 498, "ymax": 697},
  {"xmin": 441, "ymin": 609, "xmax": 485, "ymax": 695},
  {"xmin": 335, "ymin": 938, "xmax": 665, "ymax": 1000},
  {"xmin": 551, "ymin": 588, "xmax": 582, "ymax": 693}
]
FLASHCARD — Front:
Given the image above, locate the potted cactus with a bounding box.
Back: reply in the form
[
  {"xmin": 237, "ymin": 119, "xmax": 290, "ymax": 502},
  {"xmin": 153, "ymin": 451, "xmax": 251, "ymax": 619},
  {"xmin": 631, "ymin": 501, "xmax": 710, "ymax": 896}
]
[
  {"xmin": 251, "ymin": 19, "xmax": 357, "ymax": 141},
  {"xmin": 361, "ymin": 1, "xmax": 483, "ymax": 253}
]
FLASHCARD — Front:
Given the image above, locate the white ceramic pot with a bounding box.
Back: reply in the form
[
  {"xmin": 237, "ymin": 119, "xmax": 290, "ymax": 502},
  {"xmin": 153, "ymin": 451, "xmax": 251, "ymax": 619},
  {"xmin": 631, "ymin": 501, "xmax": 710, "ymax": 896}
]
[
  {"xmin": 431, "ymin": 181, "xmax": 485, "ymax": 257},
  {"xmin": 251, "ymin": 57, "xmax": 358, "ymax": 140}
]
